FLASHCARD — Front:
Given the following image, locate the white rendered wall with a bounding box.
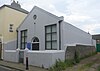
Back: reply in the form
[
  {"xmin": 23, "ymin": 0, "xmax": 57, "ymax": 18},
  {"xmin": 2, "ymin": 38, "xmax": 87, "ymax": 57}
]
[
  {"xmin": 18, "ymin": 6, "xmax": 60, "ymax": 50},
  {"xmin": 24, "ymin": 50, "xmax": 65, "ymax": 68},
  {"xmin": 3, "ymin": 50, "xmax": 19, "ymax": 62},
  {"xmin": 3, "ymin": 49, "xmax": 65, "ymax": 68},
  {"xmin": 61, "ymin": 22, "xmax": 93, "ymax": 50},
  {"xmin": 4, "ymin": 40, "xmax": 17, "ymax": 50},
  {"xmin": 92, "ymin": 39, "xmax": 96, "ymax": 47}
]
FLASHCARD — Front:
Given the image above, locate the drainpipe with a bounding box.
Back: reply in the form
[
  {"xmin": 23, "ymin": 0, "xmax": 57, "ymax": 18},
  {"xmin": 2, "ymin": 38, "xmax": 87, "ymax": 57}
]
[
  {"xmin": 16, "ymin": 30, "xmax": 18, "ymax": 49},
  {"xmin": 58, "ymin": 16, "xmax": 64, "ymax": 50}
]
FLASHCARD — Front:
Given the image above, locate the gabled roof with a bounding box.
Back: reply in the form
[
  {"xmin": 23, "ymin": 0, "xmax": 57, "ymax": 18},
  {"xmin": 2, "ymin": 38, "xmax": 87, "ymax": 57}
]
[
  {"xmin": 34, "ymin": 6, "xmax": 61, "ymax": 20},
  {"xmin": 17, "ymin": 6, "xmax": 64, "ymax": 30},
  {"xmin": 0, "ymin": 1, "xmax": 29, "ymax": 14}
]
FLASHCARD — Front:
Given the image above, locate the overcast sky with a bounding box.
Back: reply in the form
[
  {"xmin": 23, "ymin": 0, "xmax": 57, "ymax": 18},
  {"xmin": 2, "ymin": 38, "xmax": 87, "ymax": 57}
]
[{"xmin": 0, "ymin": 0, "xmax": 100, "ymax": 35}]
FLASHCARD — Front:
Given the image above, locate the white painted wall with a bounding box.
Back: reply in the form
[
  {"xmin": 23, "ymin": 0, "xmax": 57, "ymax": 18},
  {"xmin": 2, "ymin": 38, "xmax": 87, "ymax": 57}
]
[
  {"xmin": 61, "ymin": 22, "xmax": 93, "ymax": 50},
  {"xmin": 3, "ymin": 50, "xmax": 19, "ymax": 62},
  {"xmin": 17, "ymin": 6, "xmax": 94, "ymax": 51},
  {"xmin": 4, "ymin": 40, "xmax": 17, "ymax": 50},
  {"xmin": 18, "ymin": 6, "xmax": 60, "ymax": 50},
  {"xmin": 92, "ymin": 39, "xmax": 96, "ymax": 47},
  {"xmin": 4, "ymin": 49, "xmax": 65, "ymax": 68},
  {"xmin": 24, "ymin": 50, "xmax": 65, "ymax": 68}
]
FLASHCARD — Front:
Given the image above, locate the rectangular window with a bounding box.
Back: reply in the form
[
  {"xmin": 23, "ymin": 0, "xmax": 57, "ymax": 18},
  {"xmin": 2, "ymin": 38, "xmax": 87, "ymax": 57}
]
[
  {"xmin": 20, "ymin": 30, "xmax": 27, "ymax": 49},
  {"xmin": 45, "ymin": 24, "xmax": 57, "ymax": 50}
]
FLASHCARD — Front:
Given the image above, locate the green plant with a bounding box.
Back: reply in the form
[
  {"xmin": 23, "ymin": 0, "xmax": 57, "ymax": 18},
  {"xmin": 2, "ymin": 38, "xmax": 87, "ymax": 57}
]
[
  {"xmin": 49, "ymin": 59, "xmax": 66, "ymax": 71},
  {"xmin": 97, "ymin": 65, "xmax": 100, "ymax": 71},
  {"xmin": 65, "ymin": 59, "xmax": 74, "ymax": 67},
  {"xmin": 74, "ymin": 50, "xmax": 80, "ymax": 63},
  {"xmin": 49, "ymin": 59, "xmax": 75, "ymax": 71},
  {"xmin": 84, "ymin": 62, "xmax": 94, "ymax": 68},
  {"xmin": 79, "ymin": 62, "xmax": 94, "ymax": 71}
]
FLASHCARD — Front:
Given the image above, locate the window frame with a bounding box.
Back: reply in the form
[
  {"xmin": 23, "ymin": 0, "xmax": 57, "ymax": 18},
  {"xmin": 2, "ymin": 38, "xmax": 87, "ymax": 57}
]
[
  {"xmin": 45, "ymin": 24, "xmax": 57, "ymax": 50},
  {"xmin": 20, "ymin": 30, "xmax": 27, "ymax": 49}
]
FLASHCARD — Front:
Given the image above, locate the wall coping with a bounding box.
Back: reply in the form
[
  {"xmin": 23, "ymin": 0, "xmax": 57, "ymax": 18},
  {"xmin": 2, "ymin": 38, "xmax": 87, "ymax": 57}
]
[{"xmin": 28, "ymin": 50, "xmax": 65, "ymax": 53}]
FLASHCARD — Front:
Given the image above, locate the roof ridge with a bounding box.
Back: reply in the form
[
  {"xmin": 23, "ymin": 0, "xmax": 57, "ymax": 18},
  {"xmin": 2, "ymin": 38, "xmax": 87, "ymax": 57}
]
[
  {"xmin": 0, "ymin": 5, "xmax": 29, "ymax": 14},
  {"xmin": 34, "ymin": 6, "xmax": 60, "ymax": 20}
]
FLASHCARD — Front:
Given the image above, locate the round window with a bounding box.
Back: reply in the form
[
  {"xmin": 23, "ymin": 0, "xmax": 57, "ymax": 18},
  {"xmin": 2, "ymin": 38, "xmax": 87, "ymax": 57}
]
[{"xmin": 33, "ymin": 15, "xmax": 37, "ymax": 20}]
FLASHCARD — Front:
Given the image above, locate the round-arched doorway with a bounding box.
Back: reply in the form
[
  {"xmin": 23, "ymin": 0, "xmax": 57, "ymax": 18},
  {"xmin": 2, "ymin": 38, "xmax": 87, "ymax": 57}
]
[{"xmin": 31, "ymin": 37, "xmax": 39, "ymax": 50}]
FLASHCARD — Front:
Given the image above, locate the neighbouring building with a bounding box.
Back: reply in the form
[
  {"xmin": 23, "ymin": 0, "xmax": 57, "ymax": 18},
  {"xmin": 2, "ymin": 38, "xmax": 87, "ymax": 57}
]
[
  {"xmin": 4, "ymin": 6, "xmax": 96, "ymax": 68},
  {"xmin": 0, "ymin": 1, "xmax": 28, "ymax": 59},
  {"xmin": 92, "ymin": 34, "xmax": 100, "ymax": 52}
]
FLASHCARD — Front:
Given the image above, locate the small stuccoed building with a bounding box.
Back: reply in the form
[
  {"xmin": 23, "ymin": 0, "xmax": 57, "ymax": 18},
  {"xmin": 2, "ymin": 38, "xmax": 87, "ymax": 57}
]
[
  {"xmin": 4, "ymin": 6, "xmax": 96, "ymax": 68},
  {"xmin": 17, "ymin": 6, "xmax": 94, "ymax": 51},
  {"xmin": 92, "ymin": 34, "xmax": 100, "ymax": 52}
]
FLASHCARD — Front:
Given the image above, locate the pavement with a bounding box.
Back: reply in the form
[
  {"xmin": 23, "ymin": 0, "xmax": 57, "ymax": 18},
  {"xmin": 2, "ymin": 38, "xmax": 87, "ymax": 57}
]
[
  {"xmin": 0, "ymin": 60, "xmax": 48, "ymax": 71},
  {"xmin": 0, "ymin": 65, "xmax": 12, "ymax": 71}
]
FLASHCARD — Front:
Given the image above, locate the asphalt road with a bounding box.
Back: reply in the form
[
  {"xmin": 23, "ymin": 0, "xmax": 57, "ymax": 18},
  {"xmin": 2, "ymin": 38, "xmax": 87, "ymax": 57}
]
[{"xmin": 0, "ymin": 65, "xmax": 11, "ymax": 71}]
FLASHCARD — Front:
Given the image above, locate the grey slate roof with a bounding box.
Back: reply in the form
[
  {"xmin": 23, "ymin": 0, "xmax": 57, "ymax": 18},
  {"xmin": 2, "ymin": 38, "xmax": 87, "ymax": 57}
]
[
  {"xmin": 0, "ymin": 1, "xmax": 29, "ymax": 14},
  {"xmin": 92, "ymin": 34, "xmax": 100, "ymax": 40}
]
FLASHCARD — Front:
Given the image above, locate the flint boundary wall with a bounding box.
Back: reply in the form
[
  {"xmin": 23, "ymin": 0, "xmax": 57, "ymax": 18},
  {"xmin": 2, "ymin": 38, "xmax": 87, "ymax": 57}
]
[{"xmin": 65, "ymin": 44, "xmax": 96, "ymax": 59}]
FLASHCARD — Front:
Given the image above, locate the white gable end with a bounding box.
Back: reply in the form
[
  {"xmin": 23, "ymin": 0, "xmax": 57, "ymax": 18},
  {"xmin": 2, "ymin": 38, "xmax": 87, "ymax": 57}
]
[
  {"xmin": 17, "ymin": 6, "xmax": 60, "ymax": 31},
  {"xmin": 17, "ymin": 6, "xmax": 61, "ymax": 50}
]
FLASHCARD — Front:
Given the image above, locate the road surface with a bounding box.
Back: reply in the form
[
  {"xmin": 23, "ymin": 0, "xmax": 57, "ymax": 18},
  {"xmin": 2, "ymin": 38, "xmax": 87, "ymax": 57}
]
[{"xmin": 0, "ymin": 65, "xmax": 11, "ymax": 71}]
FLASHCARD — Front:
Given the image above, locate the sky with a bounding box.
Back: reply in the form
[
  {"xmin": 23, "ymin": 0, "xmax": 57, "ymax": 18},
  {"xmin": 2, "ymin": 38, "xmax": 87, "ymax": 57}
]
[{"xmin": 0, "ymin": 0, "xmax": 100, "ymax": 35}]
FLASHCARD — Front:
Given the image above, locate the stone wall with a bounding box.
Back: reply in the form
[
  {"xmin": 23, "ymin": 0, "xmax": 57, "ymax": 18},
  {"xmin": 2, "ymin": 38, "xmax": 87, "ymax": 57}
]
[{"xmin": 65, "ymin": 45, "xmax": 96, "ymax": 60}]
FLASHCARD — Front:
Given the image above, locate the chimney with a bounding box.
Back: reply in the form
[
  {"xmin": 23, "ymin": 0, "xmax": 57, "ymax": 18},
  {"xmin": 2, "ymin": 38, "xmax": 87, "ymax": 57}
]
[
  {"xmin": 11, "ymin": 0, "xmax": 21, "ymax": 8},
  {"xmin": 59, "ymin": 16, "xmax": 64, "ymax": 21}
]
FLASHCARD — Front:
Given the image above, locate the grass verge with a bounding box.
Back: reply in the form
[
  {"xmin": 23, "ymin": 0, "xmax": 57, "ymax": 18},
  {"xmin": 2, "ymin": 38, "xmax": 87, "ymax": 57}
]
[
  {"xmin": 49, "ymin": 52, "xmax": 97, "ymax": 71},
  {"xmin": 97, "ymin": 65, "xmax": 100, "ymax": 71},
  {"xmin": 49, "ymin": 59, "xmax": 74, "ymax": 71},
  {"xmin": 78, "ymin": 62, "xmax": 94, "ymax": 71}
]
